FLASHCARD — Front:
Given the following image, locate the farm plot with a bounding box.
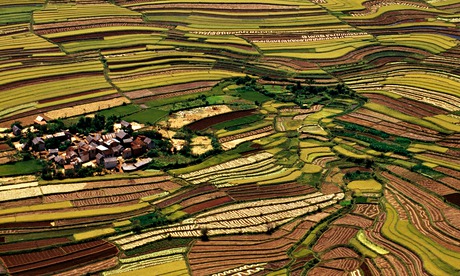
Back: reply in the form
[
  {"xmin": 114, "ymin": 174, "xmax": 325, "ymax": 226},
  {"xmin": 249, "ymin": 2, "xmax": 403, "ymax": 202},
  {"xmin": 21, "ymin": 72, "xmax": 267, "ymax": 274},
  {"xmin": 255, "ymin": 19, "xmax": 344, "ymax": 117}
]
[
  {"xmin": 0, "ymin": 240, "xmax": 118, "ymax": 276},
  {"xmin": 161, "ymin": 105, "xmax": 233, "ymax": 129},
  {"xmin": 111, "ymin": 192, "xmax": 344, "ymax": 250},
  {"xmin": 188, "ymin": 218, "xmax": 314, "ymax": 275},
  {"xmin": 178, "ymin": 152, "xmax": 277, "ymax": 185}
]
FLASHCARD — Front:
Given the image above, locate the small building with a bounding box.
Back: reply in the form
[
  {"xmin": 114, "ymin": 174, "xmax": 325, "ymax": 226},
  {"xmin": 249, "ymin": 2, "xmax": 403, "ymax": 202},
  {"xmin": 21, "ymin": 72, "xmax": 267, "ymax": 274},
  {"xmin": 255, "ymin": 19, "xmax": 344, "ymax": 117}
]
[
  {"xmin": 32, "ymin": 137, "xmax": 45, "ymax": 151},
  {"xmin": 96, "ymin": 153, "xmax": 104, "ymax": 165},
  {"xmin": 96, "ymin": 145, "xmax": 112, "ymax": 157},
  {"xmin": 53, "ymin": 132, "xmax": 67, "ymax": 141},
  {"xmin": 104, "ymin": 157, "xmax": 118, "ymax": 169},
  {"xmin": 120, "ymin": 120, "xmax": 131, "ymax": 129},
  {"xmin": 80, "ymin": 150, "xmax": 90, "ymax": 162},
  {"xmin": 131, "ymin": 137, "xmax": 146, "ymax": 156},
  {"xmin": 66, "ymin": 149, "xmax": 78, "ymax": 159},
  {"xmin": 64, "ymin": 164, "xmax": 75, "ymax": 175},
  {"xmin": 104, "ymin": 139, "xmax": 120, "ymax": 148},
  {"xmin": 112, "ymin": 144, "xmax": 124, "ymax": 156},
  {"xmin": 122, "ymin": 138, "xmax": 133, "ymax": 146},
  {"xmin": 144, "ymin": 137, "xmax": 155, "ymax": 149},
  {"xmin": 86, "ymin": 135, "xmax": 95, "ymax": 144},
  {"xmin": 122, "ymin": 148, "xmax": 132, "ymax": 159},
  {"xmin": 54, "ymin": 155, "xmax": 65, "ymax": 166},
  {"xmin": 48, "ymin": 148, "xmax": 59, "ymax": 157},
  {"xmin": 116, "ymin": 130, "xmax": 128, "ymax": 140},
  {"xmin": 12, "ymin": 125, "xmax": 21, "ymax": 136},
  {"xmin": 34, "ymin": 115, "xmax": 47, "ymax": 126}
]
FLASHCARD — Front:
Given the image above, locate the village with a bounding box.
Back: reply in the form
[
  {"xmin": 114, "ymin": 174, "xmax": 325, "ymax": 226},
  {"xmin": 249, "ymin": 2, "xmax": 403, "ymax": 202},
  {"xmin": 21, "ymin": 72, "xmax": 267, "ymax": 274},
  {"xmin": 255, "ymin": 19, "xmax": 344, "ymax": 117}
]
[{"xmin": 11, "ymin": 115, "xmax": 155, "ymax": 177}]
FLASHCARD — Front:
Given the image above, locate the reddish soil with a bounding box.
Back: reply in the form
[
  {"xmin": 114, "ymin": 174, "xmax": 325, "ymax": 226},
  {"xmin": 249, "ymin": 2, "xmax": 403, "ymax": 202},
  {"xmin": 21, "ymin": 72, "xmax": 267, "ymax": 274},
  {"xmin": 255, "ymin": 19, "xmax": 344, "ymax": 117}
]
[
  {"xmin": 0, "ymin": 221, "xmax": 51, "ymax": 229},
  {"xmin": 54, "ymin": 256, "xmax": 118, "ymax": 276},
  {"xmin": 353, "ymin": 204, "xmax": 380, "ymax": 219},
  {"xmin": 363, "ymin": 93, "xmax": 447, "ymax": 117},
  {"xmin": 156, "ymin": 184, "xmax": 217, "ymax": 208},
  {"xmin": 188, "ymin": 218, "xmax": 312, "ymax": 274},
  {"xmin": 1, "ymin": 240, "xmax": 118, "ymax": 276},
  {"xmin": 332, "ymin": 214, "xmax": 374, "ymax": 229},
  {"xmin": 313, "ymin": 226, "xmax": 359, "ymax": 253},
  {"xmin": 387, "ymin": 165, "xmax": 455, "ymax": 196},
  {"xmin": 361, "ymin": 260, "xmax": 374, "ymax": 276},
  {"xmin": 0, "ymin": 144, "xmax": 12, "ymax": 151},
  {"xmin": 321, "ymin": 258, "xmax": 361, "ymax": 271},
  {"xmin": 307, "ymin": 266, "xmax": 346, "ymax": 276},
  {"xmin": 0, "ymin": 238, "xmax": 70, "ymax": 254},
  {"xmin": 435, "ymin": 166, "xmax": 460, "ymax": 179},
  {"xmin": 182, "ymin": 196, "xmax": 233, "ymax": 214},
  {"xmin": 439, "ymin": 177, "xmax": 460, "ymax": 190},
  {"xmin": 188, "ymin": 109, "xmax": 257, "ymax": 131},
  {"xmin": 222, "ymin": 182, "xmax": 316, "ymax": 201},
  {"xmin": 444, "ymin": 193, "xmax": 460, "ymax": 207},
  {"xmin": 321, "ymin": 247, "xmax": 359, "ymax": 260}
]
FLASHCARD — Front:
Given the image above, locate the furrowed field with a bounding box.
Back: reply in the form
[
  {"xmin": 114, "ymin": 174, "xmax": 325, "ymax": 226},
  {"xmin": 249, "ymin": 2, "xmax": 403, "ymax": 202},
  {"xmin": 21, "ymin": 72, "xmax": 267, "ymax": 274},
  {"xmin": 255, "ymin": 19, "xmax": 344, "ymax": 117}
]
[{"xmin": 0, "ymin": 0, "xmax": 460, "ymax": 275}]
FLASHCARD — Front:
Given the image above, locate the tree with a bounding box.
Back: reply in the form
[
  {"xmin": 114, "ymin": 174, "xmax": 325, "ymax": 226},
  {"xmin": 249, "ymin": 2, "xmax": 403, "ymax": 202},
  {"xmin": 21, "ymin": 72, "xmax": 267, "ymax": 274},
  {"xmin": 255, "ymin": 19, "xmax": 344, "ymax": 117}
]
[{"xmin": 200, "ymin": 227, "xmax": 209, "ymax": 241}]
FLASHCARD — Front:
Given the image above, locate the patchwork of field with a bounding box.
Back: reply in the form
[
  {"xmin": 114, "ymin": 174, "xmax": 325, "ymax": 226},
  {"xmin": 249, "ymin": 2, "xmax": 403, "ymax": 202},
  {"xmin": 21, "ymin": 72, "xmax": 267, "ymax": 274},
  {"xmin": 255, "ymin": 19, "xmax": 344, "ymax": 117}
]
[{"xmin": 1, "ymin": 0, "xmax": 460, "ymax": 275}]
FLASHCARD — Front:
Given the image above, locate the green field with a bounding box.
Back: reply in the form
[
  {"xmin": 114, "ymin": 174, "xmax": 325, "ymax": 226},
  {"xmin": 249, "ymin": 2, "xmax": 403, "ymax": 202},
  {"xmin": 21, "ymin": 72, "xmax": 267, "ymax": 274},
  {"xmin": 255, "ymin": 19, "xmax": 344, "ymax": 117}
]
[
  {"xmin": 0, "ymin": 160, "xmax": 43, "ymax": 177},
  {"xmin": 1, "ymin": 0, "xmax": 460, "ymax": 275}
]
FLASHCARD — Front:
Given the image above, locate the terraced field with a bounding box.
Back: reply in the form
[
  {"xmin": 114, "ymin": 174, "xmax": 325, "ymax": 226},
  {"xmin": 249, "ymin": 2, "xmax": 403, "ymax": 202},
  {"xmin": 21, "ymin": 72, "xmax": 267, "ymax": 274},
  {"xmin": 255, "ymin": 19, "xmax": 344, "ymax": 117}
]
[{"xmin": 1, "ymin": 0, "xmax": 460, "ymax": 275}]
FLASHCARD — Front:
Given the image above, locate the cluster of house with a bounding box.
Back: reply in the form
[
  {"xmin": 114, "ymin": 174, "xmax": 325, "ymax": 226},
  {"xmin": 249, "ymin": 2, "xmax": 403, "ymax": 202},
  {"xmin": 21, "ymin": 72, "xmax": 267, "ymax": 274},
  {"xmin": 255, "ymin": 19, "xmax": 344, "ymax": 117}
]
[{"xmin": 18, "ymin": 119, "xmax": 155, "ymax": 174}]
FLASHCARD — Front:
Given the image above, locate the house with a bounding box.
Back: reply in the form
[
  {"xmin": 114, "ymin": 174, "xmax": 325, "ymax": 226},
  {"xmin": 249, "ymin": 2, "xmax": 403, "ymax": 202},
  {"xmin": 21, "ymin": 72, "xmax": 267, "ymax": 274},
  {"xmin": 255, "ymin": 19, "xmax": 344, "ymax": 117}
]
[
  {"xmin": 112, "ymin": 144, "xmax": 124, "ymax": 156},
  {"xmin": 144, "ymin": 137, "xmax": 155, "ymax": 149},
  {"xmin": 48, "ymin": 148, "xmax": 59, "ymax": 157},
  {"xmin": 72, "ymin": 158, "xmax": 83, "ymax": 169},
  {"xmin": 80, "ymin": 150, "xmax": 90, "ymax": 162},
  {"xmin": 120, "ymin": 120, "xmax": 131, "ymax": 129},
  {"xmin": 122, "ymin": 148, "xmax": 132, "ymax": 159},
  {"xmin": 116, "ymin": 130, "xmax": 128, "ymax": 140},
  {"xmin": 96, "ymin": 153, "xmax": 104, "ymax": 165},
  {"xmin": 66, "ymin": 149, "xmax": 78, "ymax": 159},
  {"xmin": 34, "ymin": 115, "xmax": 47, "ymax": 126},
  {"xmin": 96, "ymin": 145, "xmax": 112, "ymax": 157},
  {"xmin": 53, "ymin": 132, "xmax": 67, "ymax": 141},
  {"xmin": 12, "ymin": 125, "xmax": 21, "ymax": 136},
  {"xmin": 131, "ymin": 137, "xmax": 146, "ymax": 156},
  {"xmin": 122, "ymin": 138, "xmax": 133, "ymax": 146},
  {"xmin": 32, "ymin": 137, "xmax": 45, "ymax": 151},
  {"xmin": 104, "ymin": 139, "xmax": 120, "ymax": 148},
  {"xmin": 86, "ymin": 135, "xmax": 95, "ymax": 144},
  {"xmin": 54, "ymin": 155, "xmax": 65, "ymax": 166},
  {"xmin": 104, "ymin": 157, "xmax": 118, "ymax": 169},
  {"xmin": 64, "ymin": 164, "xmax": 75, "ymax": 175}
]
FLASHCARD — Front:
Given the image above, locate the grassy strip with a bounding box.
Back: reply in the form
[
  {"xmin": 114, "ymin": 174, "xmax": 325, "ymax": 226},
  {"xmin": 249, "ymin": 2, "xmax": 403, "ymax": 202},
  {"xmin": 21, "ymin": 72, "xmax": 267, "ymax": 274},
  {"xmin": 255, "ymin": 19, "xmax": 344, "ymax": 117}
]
[
  {"xmin": 349, "ymin": 237, "xmax": 377, "ymax": 258},
  {"xmin": 0, "ymin": 160, "xmax": 43, "ymax": 177},
  {"xmin": 356, "ymin": 230, "xmax": 389, "ymax": 254},
  {"xmin": 73, "ymin": 228, "xmax": 116, "ymax": 241},
  {"xmin": 333, "ymin": 145, "xmax": 371, "ymax": 159}
]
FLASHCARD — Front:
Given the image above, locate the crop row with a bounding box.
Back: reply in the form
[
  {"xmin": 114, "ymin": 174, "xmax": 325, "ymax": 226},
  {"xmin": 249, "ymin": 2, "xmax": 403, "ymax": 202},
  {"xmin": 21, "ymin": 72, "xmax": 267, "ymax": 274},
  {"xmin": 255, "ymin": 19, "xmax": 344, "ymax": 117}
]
[{"xmin": 111, "ymin": 192, "xmax": 343, "ymax": 250}]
